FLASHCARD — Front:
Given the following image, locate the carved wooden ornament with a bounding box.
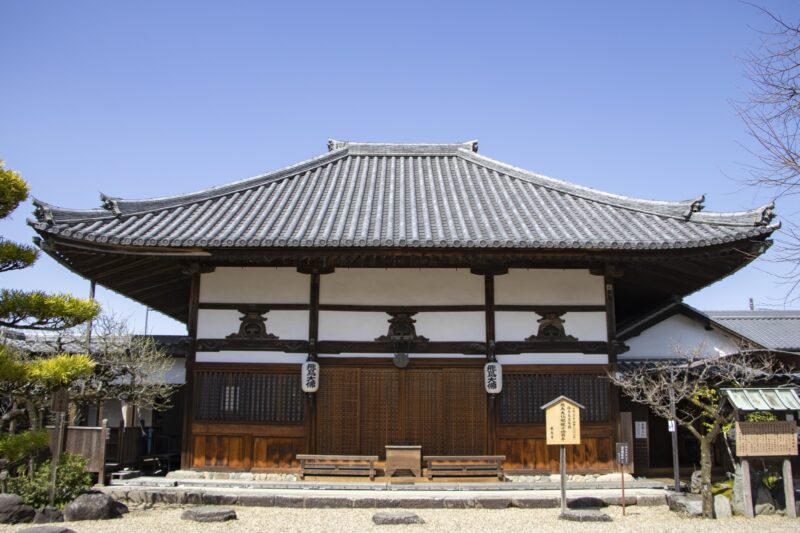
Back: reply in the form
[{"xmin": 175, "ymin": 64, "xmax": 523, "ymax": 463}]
[{"xmin": 227, "ymin": 308, "xmax": 278, "ymax": 340}]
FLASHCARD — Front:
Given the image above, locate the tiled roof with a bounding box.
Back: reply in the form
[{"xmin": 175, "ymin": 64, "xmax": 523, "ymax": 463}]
[
  {"xmin": 29, "ymin": 140, "xmax": 778, "ymax": 251},
  {"xmin": 705, "ymin": 310, "xmax": 800, "ymax": 351}
]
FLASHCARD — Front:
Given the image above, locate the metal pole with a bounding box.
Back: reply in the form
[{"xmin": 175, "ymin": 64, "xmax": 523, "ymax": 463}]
[
  {"xmin": 669, "ymin": 370, "xmax": 680, "ymax": 492},
  {"xmin": 560, "ymin": 445, "xmax": 566, "ymax": 515}
]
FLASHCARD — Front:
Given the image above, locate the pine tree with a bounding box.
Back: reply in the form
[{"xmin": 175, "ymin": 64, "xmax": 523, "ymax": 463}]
[{"xmin": 0, "ymin": 161, "xmax": 99, "ymax": 330}]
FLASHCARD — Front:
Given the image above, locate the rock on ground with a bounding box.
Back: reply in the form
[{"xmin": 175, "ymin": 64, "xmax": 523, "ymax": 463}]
[
  {"xmin": 755, "ymin": 486, "xmax": 776, "ymax": 515},
  {"xmin": 32, "ymin": 507, "xmax": 63, "ymax": 524},
  {"xmin": 713, "ymin": 494, "xmax": 732, "ymax": 518},
  {"xmin": 16, "ymin": 527, "xmax": 76, "ymax": 533},
  {"xmin": 559, "ymin": 509, "xmax": 613, "ymax": 522},
  {"xmin": 666, "ymin": 492, "xmax": 703, "ymax": 517},
  {"xmin": 372, "ymin": 511, "xmax": 425, "ymax": 525},
  {"xmin": 180, "ymin": 506, "xmax": 237, "ymax": 522},
  {"xmin": 63, "ymin": 492, "xmax": 122, "ymax": 521},
  {"xmin": 0, "ymin": 494, "xmax": 34, "ymax": 524},
  {"xmin": 568, "ymin": 496, "xmax": 606, "ymax": 509},
  {"xmin": 690, "ymin": 471, "xmax": 702, "ymax": 494}
]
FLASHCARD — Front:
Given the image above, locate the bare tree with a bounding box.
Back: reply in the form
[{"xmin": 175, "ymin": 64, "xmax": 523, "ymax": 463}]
[
  {"xmin": 77, "ymin": 314, "xmax": 178, "ymax": 415},
  {"xmin": 608, "ymin": 349, "xmax": 786, "ymax": 518},
  {"xmin": 737, "ymin": 5, "xmax": 800, "ymax": 295}
]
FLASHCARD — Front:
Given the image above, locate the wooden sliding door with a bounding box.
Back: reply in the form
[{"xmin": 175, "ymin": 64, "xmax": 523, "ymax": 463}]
[{"xmin": 315, "ymin": 364, "xmax": 486, "ymax": 457}]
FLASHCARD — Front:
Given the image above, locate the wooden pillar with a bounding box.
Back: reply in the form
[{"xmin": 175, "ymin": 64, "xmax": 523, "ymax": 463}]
[
  {"xmin": 305, "ymin": 271, "xmax": 321, "ymax": 454},
  {"xmin": 485, "ymin": 273, "xmax": 497, "ymax": 454},
  {"xmin": 604, "ymin": 273, "xmax": 617, "ymax": 364},
  {"xmin": 180, "ymin": 270, "xmax": 201, "ymax": 470}
]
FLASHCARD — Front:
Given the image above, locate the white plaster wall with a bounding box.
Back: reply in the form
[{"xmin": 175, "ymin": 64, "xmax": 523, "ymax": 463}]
[
  {"xmin": 496, "ymin": 311, "xmax": 606, "ymax": 341},
  {"xmin": 198, "ymin": 309, "xmax": 308, "ymax": 339},
  {"xmin": 319, "ymin": 311, "xmax": 390, "ymax": 341},
  {"xmin": 199, "ymin": 267, "xmax": 309, "ymax": 303},
  {"xmin": 320, "ymin": 268, "xmax": 483, "ymax": 305},
  {"xmin": 317, "ymin": 353, "xmax": 485, "ymax": 359},
  {"xmin": 497, "ymin": 353, "xmax": 609, "ymax": 365},
  {"xmin": 163, "ymin": 357, "xmax": 185, "ymax": 385},
  {"xmin": 196, "ymin": 351, "xmax": 307, "ymax": 364},
  {"xmin": 318, "ymin": 311, "xmax": 485, "ymax": 342},
  {"xmin": 622, "ymin": 314, "xmax": 739, "ymax": 360},
  {"xmin": 495, "ymin": 269, "xmax": 604, "ymax": 305},
  {"xmin": 414, "ymin": 312, "xmax": 484, "ymax": 341}
]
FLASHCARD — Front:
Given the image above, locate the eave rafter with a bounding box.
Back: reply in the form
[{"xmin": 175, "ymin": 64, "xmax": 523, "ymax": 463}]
[{"xmin": 37, "ymin": 233, "xmax": 771, "ymax": 326}]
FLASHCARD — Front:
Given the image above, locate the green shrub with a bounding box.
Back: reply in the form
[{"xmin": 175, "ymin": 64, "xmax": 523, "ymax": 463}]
[
  {"xmin": 9, "ymin": 452, "xmax": 92, "ymax": 508},
  {"xmin": 711, "ymin": 479, "xmax": 733, "ymax": 498},
  {"xmin": 0, "ymin": 430, "xmax": 48, "ymax": 463}
]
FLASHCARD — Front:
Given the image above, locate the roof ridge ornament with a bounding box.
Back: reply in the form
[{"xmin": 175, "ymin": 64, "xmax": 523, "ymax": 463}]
[
  {"xmin": 757, "ymin": 203, "xmax": 776, "ymax": 226},
  {"xmin": 684, "ymin": 195, "xmax": 706, "ymax": 220},
  {"xmin": 100, "ymin": 193, "xmax": 122, "ymax": 217},
  {"xmin": 31, "ymin": 199, "xmax": 54, "ymax": 226},
  {"xmin": 328, "ymin": 138, "xmax": 349, "ymax": 152}
]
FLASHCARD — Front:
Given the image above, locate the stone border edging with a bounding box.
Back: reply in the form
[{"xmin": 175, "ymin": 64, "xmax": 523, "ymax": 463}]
[{"xmin": 102, "ymin": 487, "xmax": 666, "ymax": 510}]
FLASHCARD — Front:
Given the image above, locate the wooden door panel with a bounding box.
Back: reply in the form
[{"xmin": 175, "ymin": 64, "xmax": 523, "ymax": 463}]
[
  {"xmin": 360, "ymin": 369, "xmax": 400, "ymax": 455},
  {"xmin": 316, "ymin": 367, "xmax": 359, "ymax": 454},
  {"xmin": 443, "ymin": 369, "xmax": 486, "ymax": 455},
  {"xmin": 404, "ymin": 370, "xmax": 443, "ymax": 454}
]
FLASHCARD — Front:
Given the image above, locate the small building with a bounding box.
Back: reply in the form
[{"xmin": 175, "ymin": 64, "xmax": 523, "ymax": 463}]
[{"xmin": 29, "ymin": 140, "xmax": 778, "ymax": 473}]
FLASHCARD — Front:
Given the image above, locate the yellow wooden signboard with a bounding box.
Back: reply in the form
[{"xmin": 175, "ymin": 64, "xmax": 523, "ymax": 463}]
[{"xmin": 542, "ymin": 396, "xmax": 584, "ymax": 445}]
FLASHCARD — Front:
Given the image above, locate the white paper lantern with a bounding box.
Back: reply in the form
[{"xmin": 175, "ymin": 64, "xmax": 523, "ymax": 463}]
[
  {"xmin": 301, "ymin": 361, "xmax": 320, "ymax": 393},
  {"xmin": 484, "ymin": 362, "xmax": 502, "ymax": 394}
]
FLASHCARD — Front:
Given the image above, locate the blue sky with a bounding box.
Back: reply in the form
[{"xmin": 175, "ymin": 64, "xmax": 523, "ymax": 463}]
[{"xmin": 2, "ymin": 1, "xmax": 799, "ymax": 334}]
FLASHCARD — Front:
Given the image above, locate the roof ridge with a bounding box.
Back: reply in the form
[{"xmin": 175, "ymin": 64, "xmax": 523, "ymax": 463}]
[
  {"xmin": 33, "ymin": 148, "xmax": 351, "ymax": 222},
  {"xmin": 461, "ymin": 150, "xmax": 705, "ymax": 221},
  {"xmin": 462, "ymin": 150, "xmax": 773, "ymax": 227},
  {"xmin": 328, "ymin": 139, "xmax": 479, "ymax": 155}
]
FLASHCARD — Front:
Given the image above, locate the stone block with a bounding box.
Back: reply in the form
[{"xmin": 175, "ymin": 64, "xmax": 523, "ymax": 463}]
[
  {"xmin": 567, "ymin": 496, "xmax": 606, "ymax": 509},
  {"xmin": 201, "ymin": 493, "xmax": 238, "ymax": 506},
  {"xmin": 304, "ymin": 497, "xmax": 353, "ymax": 508},
  {"xmin": 666, "ymin": 492, "xmax": 703, "ymax": 517},
  {"xmin": 181, "ymin": 506, "xmax": 237, "ymax": 522},
  {"xmin": 559, "ymin": 509, "xmax": 612, "ymax": 522},
  {"xmin": 511, "ymin": 497, "xmax": 559, "ymax": 509},
  {"xmin": 475, "ymin": 497, "xmax": 511, "ymax": 509},
  {"xmin": 372, "ymin": 511, "xmax": 425, "ymax": 525},
  {"xmin": 714, "ymin": 494, "xmax": 732, "ymax": 519},
  {"xmin": 16, "ymin": 527, "xmax": 76, "ymax": 533},
  {"xmin": 636, "ymin": 494, "xmax": 666, "ymax": 506},
  {"xmin": 443, "ymin": 498, "xmax": 475, "ymax": 509},
  {"xmin": 238, "ymin": 494, "xmax": 275, "ymax": 507},
  {"xmin": 273, "ymin": 495, "xmax": 304, "ymax": 508}
]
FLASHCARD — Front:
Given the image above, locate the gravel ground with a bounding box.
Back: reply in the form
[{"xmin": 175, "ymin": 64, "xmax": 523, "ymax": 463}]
[{"xmin": 0, "ymin": 506, "xmax": 796, "ymax": 533}]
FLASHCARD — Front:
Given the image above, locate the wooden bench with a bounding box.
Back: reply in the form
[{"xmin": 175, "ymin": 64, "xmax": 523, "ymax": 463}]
[
  {"xmin": 424, "ymin": 455, "xmax": 506, "ymax": 480},
  {"xmin": 296, "ymin": 454, "xmax": 379, "ymax": 481}
]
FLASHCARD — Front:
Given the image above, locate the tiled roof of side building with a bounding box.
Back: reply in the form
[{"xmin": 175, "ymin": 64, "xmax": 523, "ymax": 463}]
[
  {"xmin": 705, "ymin": 310, "xmax": 800, "ymax": 352},
  {"xmin": 29, "ymin": 140, "xmax": 778, "ymax": 250}
]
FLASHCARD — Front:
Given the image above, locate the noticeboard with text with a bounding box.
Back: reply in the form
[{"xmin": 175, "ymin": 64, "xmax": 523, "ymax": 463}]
[
  {"xmin": 543, "ymin": 397, "xmax": 583, "ymax": 445},
  {"xmin": 735, "ymin": 421, "xmax": 798, "ymax": 457}
]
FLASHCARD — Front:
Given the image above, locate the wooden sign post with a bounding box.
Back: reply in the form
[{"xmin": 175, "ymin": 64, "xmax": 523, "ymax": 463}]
[
  {"xmin": 541, "ymin": 396, "xmax": 585, "ymax": 516},
  {"xmin": 735, "ymin": 421, "xmax": 798, "ymax": 518},
  {"xmin": 616, "ymin": 442, "xmax": 630, "ymax": 515}
]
